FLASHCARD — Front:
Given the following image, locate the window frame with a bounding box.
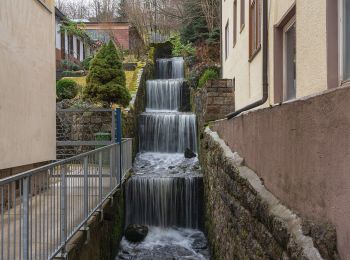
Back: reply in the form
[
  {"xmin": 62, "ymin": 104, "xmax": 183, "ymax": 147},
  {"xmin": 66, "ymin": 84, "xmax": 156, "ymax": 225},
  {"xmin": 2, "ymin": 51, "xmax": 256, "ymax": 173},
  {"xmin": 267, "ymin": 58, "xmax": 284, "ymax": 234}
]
[
  {"xmin": 282, "ymin": 16, "xmax": 297, "ymax": 101},
  {"xmin": 338, "ymin": 0, "xmax": 350, "ymax": 84},
  {"xmin": 225, "ymin": 20, "xmax": 230, "ymax": 60},
  {"xmin": 233, "ymin": 0, "xmax": 238, "ymax": 47},
  {"xmin": 240, "ymin": 0, "xmax": 245, "ymax": 32},
  {"xmin": 249, "ymin": 0, "xmax": 261, "ymax": 61}
]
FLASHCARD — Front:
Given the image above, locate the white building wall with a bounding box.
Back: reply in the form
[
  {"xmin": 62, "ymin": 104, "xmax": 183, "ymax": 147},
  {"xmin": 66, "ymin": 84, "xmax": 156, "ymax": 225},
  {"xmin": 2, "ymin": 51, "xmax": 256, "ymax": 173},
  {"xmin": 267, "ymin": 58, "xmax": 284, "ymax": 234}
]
[
  {"xmin": 55, "ymin": 20, "xmax": 61, "ymax": 50},
  {"xmin": 73, "ymin": 36, "xmax": 77, "ymax": 58}
]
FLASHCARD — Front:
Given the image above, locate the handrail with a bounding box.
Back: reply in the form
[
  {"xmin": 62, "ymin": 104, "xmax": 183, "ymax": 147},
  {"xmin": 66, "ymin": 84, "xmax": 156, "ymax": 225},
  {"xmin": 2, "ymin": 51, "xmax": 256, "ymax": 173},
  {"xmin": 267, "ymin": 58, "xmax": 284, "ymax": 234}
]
[
  {"xmin": 0, "ymin": 139, "xmax": 132, "ymax": 186},
  {"xmin": 0, "ymin": 138, "xmax": 133, "ymax": 260}
]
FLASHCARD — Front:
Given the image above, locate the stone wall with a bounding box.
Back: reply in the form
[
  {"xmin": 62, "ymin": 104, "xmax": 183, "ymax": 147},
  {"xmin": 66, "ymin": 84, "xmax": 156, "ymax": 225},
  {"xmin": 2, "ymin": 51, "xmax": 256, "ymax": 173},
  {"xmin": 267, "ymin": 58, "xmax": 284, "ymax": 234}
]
[
  {"xmin": 201, "ymin": 127, "xmax": 338, "ymax": 260},
  {"xmin": 56, "ymin": 106, "xmax": 114, "ymax": 159},
  {"xmin": 212, "ymin": 85, "xmax": 350, "ymax": 259},
  {"xmin": 61, "ymin": 186, "xmax": 124, "ymax": 260},
  {"xmin": 123, "ymin": 60, "xmax": 154, "ymax": 157},
  {"xmin": 192, "ymin": 79, "xmax": 234, "ymax": 130}
]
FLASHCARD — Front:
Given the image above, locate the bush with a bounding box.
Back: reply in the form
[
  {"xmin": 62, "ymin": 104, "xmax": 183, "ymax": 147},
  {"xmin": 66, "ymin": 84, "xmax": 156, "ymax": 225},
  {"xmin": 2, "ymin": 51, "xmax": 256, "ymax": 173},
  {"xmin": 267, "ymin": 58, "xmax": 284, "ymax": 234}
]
[
  {"xmin": 84, "ymin": 41, "xmax": 131, "ymax": 106},
  {"xmin": 56, "ymin": 78, "xmax": 78, "ymax": 100},
  {"xmin": 170, "ymin": 35, "xmax": 196, "ymax": 58},
  {"xmin": 198, "ymin": 69, "xmax": 219, "ymax": 88},
  {"xmin": 61, "ymin": 60, "xmax": 82, "ymax": 71},
  {"xmin": 82, "ymin": 56, "xmax": 93, "ymax": 70},
  {"xmin": 187, "ymin": 63, "xmax": 220, "ymax": 89},
  {"xmin": 61, "ymin": 70, "xmax": 86, "ymax": 77}
]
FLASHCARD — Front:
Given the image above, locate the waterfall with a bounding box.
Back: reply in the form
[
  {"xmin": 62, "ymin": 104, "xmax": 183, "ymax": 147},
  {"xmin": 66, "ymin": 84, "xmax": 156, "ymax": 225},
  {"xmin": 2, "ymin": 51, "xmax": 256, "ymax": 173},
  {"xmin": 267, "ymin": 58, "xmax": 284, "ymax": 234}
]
[
  {"xmin": 156, "ymin": 57, "xmax": 185, "ymax": 79},
  {"xmin": 125, "ymin": 176, "xmax": 202, "ymax": 228},
  {"xmin": 120, "ymin": 56, "xmax": 208, "ymax": 259},
  {"xmin": 146, "ymin": 79, "xmax": 184, "ymax": 112},
  {"xmin": 139, "ymin": 113, "xmax": 197, "ymax": 153}
]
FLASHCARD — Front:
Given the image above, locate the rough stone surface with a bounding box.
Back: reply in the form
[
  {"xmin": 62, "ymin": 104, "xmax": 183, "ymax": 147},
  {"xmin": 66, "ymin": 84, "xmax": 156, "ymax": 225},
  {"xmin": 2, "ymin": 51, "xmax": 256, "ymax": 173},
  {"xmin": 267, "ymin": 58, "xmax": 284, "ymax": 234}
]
[
  {"xmin": 66, "ymin": 187, "xmax": 125, "ymax": 260},
  {"xmin": 125, "ymin": 224, "xmax": 149, "ymax": 243},
  {"xmin": 200, "ymin": 127, "xmax": 338, "ymax": 260},
  {"xmin": 184, "ymin": 148, "xmax": 197, "ymax": 158}
]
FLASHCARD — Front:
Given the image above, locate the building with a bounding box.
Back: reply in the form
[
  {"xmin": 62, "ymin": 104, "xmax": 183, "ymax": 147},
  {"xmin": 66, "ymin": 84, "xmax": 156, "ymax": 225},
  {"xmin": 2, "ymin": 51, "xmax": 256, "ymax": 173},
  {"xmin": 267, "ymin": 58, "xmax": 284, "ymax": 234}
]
[
  {"xmin": 219, "ymin": 0, "xmax": 350, "ymax": 258},
  {"xmin": 55, "ymin": 7, "xmax": 93, "ymax": 67},
  {"xmin": 80, "ymin": 22, "xmax": 144, "ymax": 53},
  {"xmin": 0, "ymin": 0, "xmax": 56, "ymax": 174},
  {"xmin": 222, "ymin": 0, "xmax": 345, "ymax": 110}
]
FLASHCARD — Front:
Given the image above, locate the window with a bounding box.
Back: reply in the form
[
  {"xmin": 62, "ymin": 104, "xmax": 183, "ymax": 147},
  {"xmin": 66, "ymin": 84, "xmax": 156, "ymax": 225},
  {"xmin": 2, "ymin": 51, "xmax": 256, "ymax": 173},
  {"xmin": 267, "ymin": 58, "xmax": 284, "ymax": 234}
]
[
  {"xmin": 225, "ymin": 21, "xmax": 230, "ymax": 59},
  {"xmin": 68, "ymin": 35, "xmax": 74, "ymax": 56},
  {"xmin": 240, "ymin": 0, "xmax": 245, "ymax": 31},
  {"xmin": 77, "ymin": 39, "xmax": 81, "ymax": 60},
  {"xmin": 341, "ymin": 0, "xmax": 350, "ymax": 81},
  {"xmin": 233, "ymin": 0, "xmax": 237, "ymax": 47},
  {"xmin": 249, "ymin": 0, "xmax": 261, "ymax": 60},
  {"xmin": 283, "ymin": 18, "xmax": 296, "ymax": 101}
]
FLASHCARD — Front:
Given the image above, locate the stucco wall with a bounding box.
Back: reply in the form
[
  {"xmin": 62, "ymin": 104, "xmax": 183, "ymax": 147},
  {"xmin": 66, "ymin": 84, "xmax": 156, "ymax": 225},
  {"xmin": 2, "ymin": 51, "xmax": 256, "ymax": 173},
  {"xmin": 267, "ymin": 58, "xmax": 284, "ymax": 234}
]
[
  {"xmin": 212, "ymin": 86, "xmax": 350, "ymax": 259},
  {"xmin": 222, "ymin": 0, "xmax": 329, "ymax": 109},
  {"xmin": 0, "ymin": 0, "xmax": 56, "ymax": 170}
]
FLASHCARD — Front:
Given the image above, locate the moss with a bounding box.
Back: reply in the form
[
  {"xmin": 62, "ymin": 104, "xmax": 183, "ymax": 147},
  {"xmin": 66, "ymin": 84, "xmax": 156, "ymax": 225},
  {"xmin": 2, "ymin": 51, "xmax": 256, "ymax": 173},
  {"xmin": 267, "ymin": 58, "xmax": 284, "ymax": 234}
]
[{"xmin": 110, "ymin": 188, "xmax": 125, "ymax": 258}]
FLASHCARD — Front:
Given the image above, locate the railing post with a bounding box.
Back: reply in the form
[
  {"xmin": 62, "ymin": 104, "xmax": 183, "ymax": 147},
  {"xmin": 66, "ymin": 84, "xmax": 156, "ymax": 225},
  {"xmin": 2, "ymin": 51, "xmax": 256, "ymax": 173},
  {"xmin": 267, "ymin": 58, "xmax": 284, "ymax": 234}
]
[
  {"xmin": 115, "ymin": 108, "xmax": 122, "ymax": 184},
  {"xmin": 60, "ymin": 165, "xmax": 67, "ymax": 253},
  {"xmin": 83, "ymin": 157, "xmax": 88, "ymax": 219},
  {"xmin": 22, "ymin": 177, "xmax": 29, "ymax": 260},
  {"xmin": 98, "ymin": 151, "xmax": 103, "ymax": 221}
]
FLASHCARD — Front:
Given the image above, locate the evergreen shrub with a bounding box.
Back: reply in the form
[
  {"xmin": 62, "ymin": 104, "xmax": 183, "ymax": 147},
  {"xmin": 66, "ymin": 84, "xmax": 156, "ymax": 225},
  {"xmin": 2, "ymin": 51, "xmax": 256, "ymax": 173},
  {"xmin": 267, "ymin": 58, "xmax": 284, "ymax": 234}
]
[
  {"xmin": 84, "ymin": 41, "xmax": 131, "ymax": 106},
  {"xmin": 56, "ymin": 78, "xmax": 78, "ymax": 100}
]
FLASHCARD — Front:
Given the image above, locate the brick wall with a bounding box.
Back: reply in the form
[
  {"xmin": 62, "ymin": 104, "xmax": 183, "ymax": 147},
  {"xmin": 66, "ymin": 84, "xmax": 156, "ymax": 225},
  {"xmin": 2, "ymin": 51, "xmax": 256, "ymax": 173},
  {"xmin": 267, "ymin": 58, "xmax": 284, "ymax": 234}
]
[{"xmin": 192, "ymin": 79, "xmax": 235, "ymax": 130}]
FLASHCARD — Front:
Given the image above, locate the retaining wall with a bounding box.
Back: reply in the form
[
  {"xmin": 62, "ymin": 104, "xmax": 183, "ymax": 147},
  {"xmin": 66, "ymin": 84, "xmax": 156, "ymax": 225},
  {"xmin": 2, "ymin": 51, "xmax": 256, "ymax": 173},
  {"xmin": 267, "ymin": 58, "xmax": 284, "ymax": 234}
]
[
  {"xmin": 192, "ymin": 79, "xmax": 235, "ymax": 130},
  {"xmin": 201, "ymin": 127, "xmax": 338, "ymax": 259},
  {"xmin": 212, "ymin": 86, "xmax": 350, "ymax": 259}
]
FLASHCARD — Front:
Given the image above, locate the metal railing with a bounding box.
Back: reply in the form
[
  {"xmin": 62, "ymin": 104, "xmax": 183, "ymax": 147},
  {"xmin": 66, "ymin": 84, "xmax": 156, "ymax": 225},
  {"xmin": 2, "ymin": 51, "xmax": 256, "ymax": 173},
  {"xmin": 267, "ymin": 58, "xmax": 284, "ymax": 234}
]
[{"xmin": 0, "ymin": 139, "xmax": 132, "ymax": 260}]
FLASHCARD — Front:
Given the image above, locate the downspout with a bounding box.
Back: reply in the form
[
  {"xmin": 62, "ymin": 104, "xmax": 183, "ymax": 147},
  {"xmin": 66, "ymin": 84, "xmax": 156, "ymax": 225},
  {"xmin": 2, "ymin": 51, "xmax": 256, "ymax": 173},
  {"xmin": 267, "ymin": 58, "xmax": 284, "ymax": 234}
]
[{"xmin": 226, "ymin": 0, "xmax": 269, "ymax": 120}]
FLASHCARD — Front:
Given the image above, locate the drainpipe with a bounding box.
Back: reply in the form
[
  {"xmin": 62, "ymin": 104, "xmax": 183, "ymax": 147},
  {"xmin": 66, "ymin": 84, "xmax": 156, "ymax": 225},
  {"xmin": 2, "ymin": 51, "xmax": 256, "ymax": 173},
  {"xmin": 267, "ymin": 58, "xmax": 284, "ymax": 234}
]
[{"xmin": 226, "ymin": 0, "xmax": 269, "ymax": 120}]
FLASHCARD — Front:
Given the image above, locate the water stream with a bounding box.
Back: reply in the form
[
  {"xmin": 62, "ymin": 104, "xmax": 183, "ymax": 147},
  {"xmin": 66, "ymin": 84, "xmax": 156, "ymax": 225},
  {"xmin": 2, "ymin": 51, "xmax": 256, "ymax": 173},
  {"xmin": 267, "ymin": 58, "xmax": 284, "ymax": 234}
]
[{"xmin": 117, "ymin": 58, "xmax": 209, "ymax": 260}]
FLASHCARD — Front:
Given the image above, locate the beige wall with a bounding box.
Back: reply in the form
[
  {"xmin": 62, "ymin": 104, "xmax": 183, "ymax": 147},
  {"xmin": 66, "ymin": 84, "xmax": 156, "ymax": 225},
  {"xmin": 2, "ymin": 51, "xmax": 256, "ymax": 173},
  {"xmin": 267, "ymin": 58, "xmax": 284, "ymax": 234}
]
[
  {"xmin": 222, "ymin": 0, "xmax": 330, "ymax": 109},
  {"xmin": 0, "ymin": 0, "xmax": 56, "ymax": 170}
]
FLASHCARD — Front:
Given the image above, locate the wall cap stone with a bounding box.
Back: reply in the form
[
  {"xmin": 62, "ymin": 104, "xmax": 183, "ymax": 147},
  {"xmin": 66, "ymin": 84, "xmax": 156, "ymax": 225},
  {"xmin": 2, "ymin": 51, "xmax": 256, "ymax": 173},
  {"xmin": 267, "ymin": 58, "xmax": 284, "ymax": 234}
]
[{"xmin": 204, "ymin": 127, "xmax": 324, "ymax": 259}]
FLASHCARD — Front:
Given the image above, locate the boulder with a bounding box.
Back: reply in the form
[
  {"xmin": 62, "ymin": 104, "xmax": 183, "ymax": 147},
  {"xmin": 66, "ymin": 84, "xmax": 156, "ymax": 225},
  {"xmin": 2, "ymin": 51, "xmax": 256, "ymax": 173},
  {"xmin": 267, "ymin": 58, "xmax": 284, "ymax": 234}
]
[
  {"xmin": 184, "ymin": 148, "xmax": 196, "ymax": 159},
  {"xmin": 125, "ymin": 224, "xmax": 148, "ymax": 243}
]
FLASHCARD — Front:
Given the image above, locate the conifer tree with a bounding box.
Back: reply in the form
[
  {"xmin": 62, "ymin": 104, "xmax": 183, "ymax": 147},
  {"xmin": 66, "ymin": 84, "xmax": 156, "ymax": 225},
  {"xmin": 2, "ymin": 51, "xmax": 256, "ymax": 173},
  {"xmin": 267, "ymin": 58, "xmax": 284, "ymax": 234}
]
[{"xmin": 84, "ymin": 41, "xmax": 131, "ymax": 106}]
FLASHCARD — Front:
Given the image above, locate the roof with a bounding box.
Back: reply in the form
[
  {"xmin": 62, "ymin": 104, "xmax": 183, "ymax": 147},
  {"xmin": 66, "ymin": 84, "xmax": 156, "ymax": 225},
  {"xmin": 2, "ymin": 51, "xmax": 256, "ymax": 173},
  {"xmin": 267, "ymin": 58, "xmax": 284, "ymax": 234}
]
[{"xmin": 55, "ymin": 7, "xmax": 66, "ymax": 20}]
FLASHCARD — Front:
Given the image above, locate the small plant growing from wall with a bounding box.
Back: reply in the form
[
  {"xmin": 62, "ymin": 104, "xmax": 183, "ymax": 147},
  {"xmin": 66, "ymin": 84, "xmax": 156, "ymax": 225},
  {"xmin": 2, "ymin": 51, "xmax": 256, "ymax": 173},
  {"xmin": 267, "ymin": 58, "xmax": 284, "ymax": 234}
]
[
  {"xmin": 84, "ymin": 41, "xmax": 131, "ymax": 107},
  {"xmin": 56, "ymin": 78, "xmax": 79, "ymax": 101},
  {"xmin": 198, "ymin": 68, "xmax": 219, "ymax": 88}
]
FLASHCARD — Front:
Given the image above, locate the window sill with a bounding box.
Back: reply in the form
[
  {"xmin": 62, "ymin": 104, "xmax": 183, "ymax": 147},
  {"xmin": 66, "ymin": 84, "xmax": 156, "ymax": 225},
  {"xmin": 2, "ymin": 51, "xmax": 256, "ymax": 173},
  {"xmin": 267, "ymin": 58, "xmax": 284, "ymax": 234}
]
[
  {"xmin": 240, "ymin": 24, "xmax": 245, "ymax": 33},
  {"xmin": 233, "ymin": 42, "xmax": 237, "ymax": 49},
  {"xmin": 249, "ymin": 44, "xmax": 261, "ymax": 62},
  {"xmin": 35, "ymin": 0, "xmax": 52, "ymax": 14}
]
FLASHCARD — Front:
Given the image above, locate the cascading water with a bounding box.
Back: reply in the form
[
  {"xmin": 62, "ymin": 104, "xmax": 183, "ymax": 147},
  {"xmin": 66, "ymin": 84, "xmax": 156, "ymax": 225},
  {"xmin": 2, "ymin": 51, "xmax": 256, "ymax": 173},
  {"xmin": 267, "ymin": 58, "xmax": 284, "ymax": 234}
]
[
  {"xmin": 156, "ymin": 57, "xmax": 185, "ymax": 79},
  {"xmin": 117, "ymin": 57, "xmax": 209, "ymax": 260},
  {"xmin": 139, "ymin": 113, "xmax": 197, "ymax": 153},
  {"xmin": 146, "ymin": 79, "xmax": 183, "ymax": 112}
]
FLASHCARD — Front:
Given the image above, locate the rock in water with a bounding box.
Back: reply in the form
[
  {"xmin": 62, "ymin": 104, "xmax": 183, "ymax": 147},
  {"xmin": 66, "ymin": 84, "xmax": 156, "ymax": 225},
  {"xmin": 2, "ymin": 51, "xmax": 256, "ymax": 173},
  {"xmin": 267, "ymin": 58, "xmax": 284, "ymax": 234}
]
[
  {"xmin": 125, "ymin": 224, "xmax": 148, "ymax": 243},
  {"xmin": 184, "ymin": 148, "xmax": 196, "ymax": 159}
]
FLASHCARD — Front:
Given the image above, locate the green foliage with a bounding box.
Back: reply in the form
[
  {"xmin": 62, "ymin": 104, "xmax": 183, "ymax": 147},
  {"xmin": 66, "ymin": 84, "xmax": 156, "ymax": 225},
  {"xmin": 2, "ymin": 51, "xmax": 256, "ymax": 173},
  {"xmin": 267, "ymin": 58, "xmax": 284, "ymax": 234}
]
[
  {"xmin": 170, "ymin": 35, "xmax": 195, "ymax": 58},
  {"xmin": 206, "ymin": 27, "xmax": 221, "ymax": 45},
  {"xmin": 60, "ymin": 19, "xmax": 87, "ymax": 40},
  {"xmin": 82, "ymin": 56, "xmax": 93, "ymax": 70},
  {"xmin": 56, "ymin": 78, "xmax": 78, "ymax": 100},
  {"xmin": 180, "ymin": 1, "xmax": 209, "ymax": 44},
  {"xmin": 61, "ymin": 60, "xmax": 82, "ymax": 71},
  {"xmin": 84, "ymin": 41, "xmax": 131, "ymax": 106},
  {"xmin": 61, "ymin": 70, "xmax": 85, "ymax": 77},
  {"xmin": 198, "ymin": 69, "xmax": 219, "ymax": 88}
]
